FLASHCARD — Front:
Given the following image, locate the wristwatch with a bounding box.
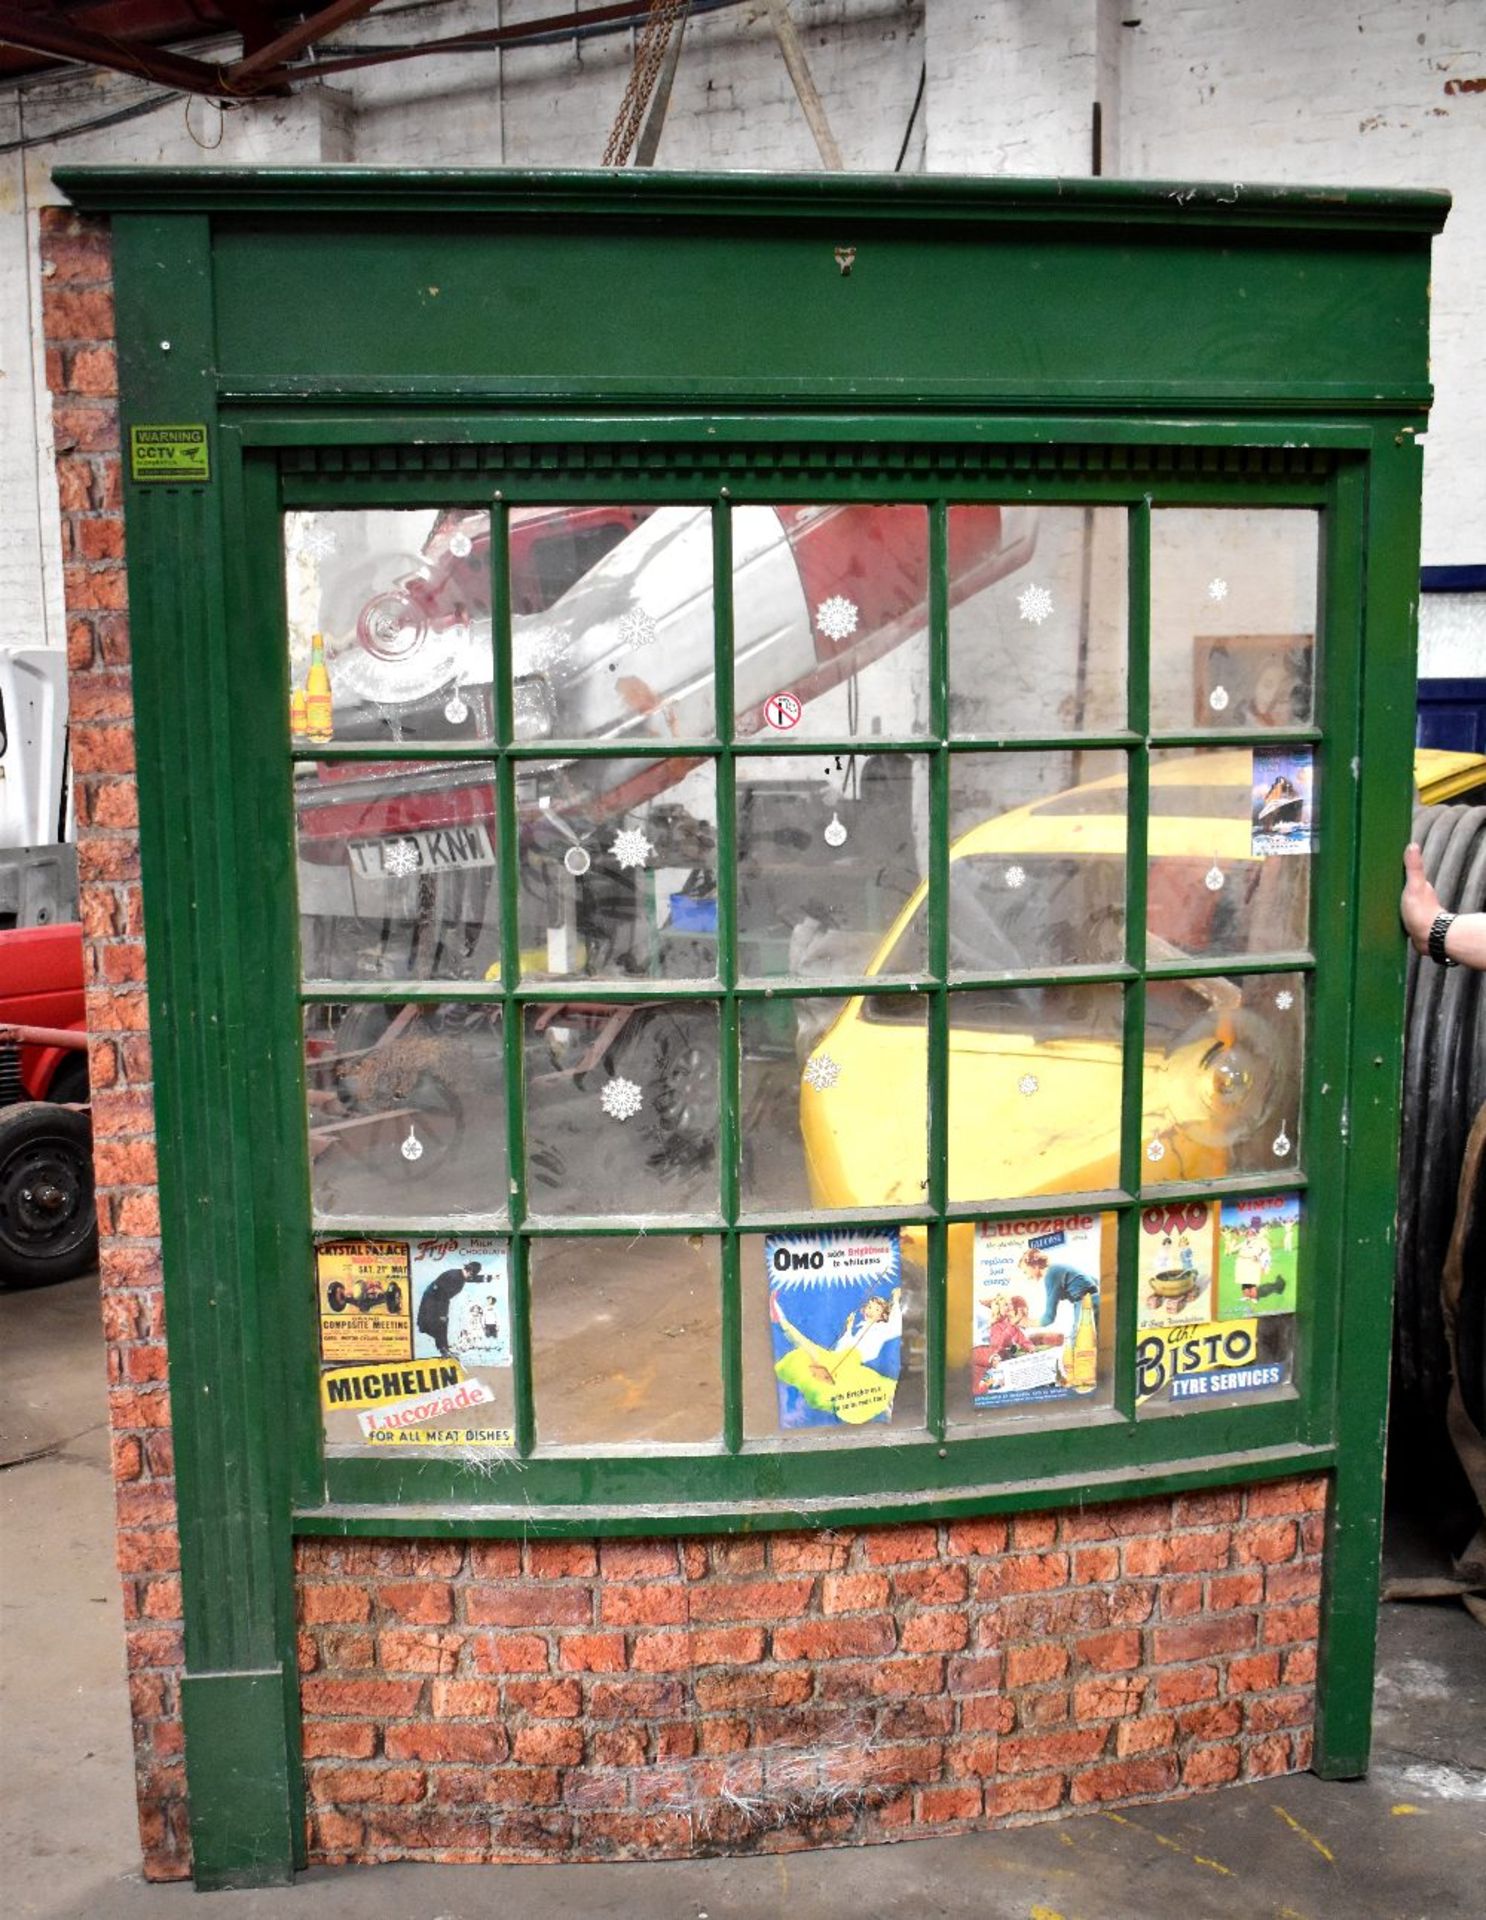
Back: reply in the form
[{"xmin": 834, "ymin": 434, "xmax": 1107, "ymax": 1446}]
[{"xmin": 1427, "ymin": 911, "xmax": 1458, "ymax": 967}]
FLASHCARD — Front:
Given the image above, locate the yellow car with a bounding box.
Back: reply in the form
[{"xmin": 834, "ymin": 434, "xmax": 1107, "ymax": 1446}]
[{"xmin": 801, "ymin": 746, "xmax": 1483, "ymax": 1365}]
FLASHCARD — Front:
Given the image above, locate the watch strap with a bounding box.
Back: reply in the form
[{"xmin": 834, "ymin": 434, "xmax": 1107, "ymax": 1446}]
[{"xmin": 1428, "ymin": 911, "xmax": 1458, "ymax": 967}]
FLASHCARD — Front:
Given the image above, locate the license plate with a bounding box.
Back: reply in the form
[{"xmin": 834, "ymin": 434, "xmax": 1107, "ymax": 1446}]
[{"xmin": 350, "ymin": 823, "xmax": 495, "ymax": 879}]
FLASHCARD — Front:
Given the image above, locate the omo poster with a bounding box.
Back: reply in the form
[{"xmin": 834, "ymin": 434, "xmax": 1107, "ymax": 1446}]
[{"xmin": 765, "ymin": 1229, "xmax": 904, "ymax": 1428}]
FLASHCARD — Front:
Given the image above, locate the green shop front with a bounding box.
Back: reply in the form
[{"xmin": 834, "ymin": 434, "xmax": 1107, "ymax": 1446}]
[{"xmin": 56, "ymin": 167, "xmax": 1447, "ymax": 1887}]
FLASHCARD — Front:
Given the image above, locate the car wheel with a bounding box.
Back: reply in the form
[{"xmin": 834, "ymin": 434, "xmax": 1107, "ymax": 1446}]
[
  {"xmin": 0, "ymin": 1102, "xmax": 98, "ymax": 1287},
  {"xmin": 46, "ymin": 1053, "xmax": 90, "ymax": 1106},
  {"xmin": 613, "ymin": 1008, "xmax": 719, "ymax": 1167},
  {"xmin": 326, "ymin": 1281, "xmax": 349, "ymax": 1311},
  {"xmin": 385, "ymin": 1282, "xmax": 403, "ymax": 1315}
]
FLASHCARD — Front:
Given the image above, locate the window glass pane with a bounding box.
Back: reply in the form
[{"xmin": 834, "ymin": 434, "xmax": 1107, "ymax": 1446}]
[
  {"xmin": 736, "ymin": 751, "xmax": 926, "ymax": 982},
  {"xmin": 1137, "ymin": 1193, "xmax": 1301, "ymax": 1417},
  {"xmin": 732, "ymin": 505, "xmax": 930, "ymax": 742},
  {"xmin": 517, "ymin": 757, "xmax": 717, "ymax": 983},
  {"xmin": 1150, "ymin": 508, "xmax": 1318, "ymax": 731},
  {"xmin": 1148, "ymin": 747, "xmax": 1313, "ymax": 963},
  {"xmin": 523, "ymin": 1002, "xmax": 719, "ymax": 1218},
  {"xmin": 949, "ymin": 506, "xmax": 1127, "ymax": 737},
  {"xmin": 742, "ymin": 1228, "xmax": 925, "ymax": 1441},
  {"xmin": 530, "ymin": 1236, "xmax": 722, "ymax": 1446},
  {"xmin": 511, "ymin": 506, "xmax": 715, "ymax": 743},
  {"xmin": 740, "ymin": 995, "xmax": 928, "ymax": 1216},
  {"xmin": 305, "ymin": 1002, "xmax": 506, "ymax": 1226},
  {"xmin": 1143, "ymin": 969, "xmax": 1306, "ymax": 1186},
  {"xmin": 947, "ymin": 751, "xmax": 1126, "ymax": 975},
  {"xmin": 946, "ymin": 984, "xmax": 1124, "ymax": 1204},
  {"xmin": 296, "ymin": 761, "xmax": 500, "ymax": 984},
  {"xmin": 286, "ymin": 509, "xmax": 493, "ymax": 745},
  {"xmin": 947, "ymin": 1211, "xmax": 1118, "ymax": 1427},
  {"xmin": 319, "ymin": 1234, "xmax": 516, "ymax": 1455}
]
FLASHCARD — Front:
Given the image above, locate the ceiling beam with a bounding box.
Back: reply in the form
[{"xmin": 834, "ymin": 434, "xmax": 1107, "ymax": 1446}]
[
  {"xmin": 223, "ymin": 0, "xmax": 386, "ymax": 86},
  {"xmin": 211, "ymin": 2, "xmax": 287, "ymax": 58},
  {"xmin": 0, "ymin": 4, "xmax": 231, "ymax": 94},
  {"xmin": 272, "ymin": 0, "xmax": 725, "ymax": 85}
]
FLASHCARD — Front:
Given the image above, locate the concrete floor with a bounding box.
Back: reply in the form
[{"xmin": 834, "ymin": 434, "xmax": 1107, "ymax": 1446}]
[{"xmin": 3, "ymin": 1271, "xmax": 1483, "ymax": 1920}]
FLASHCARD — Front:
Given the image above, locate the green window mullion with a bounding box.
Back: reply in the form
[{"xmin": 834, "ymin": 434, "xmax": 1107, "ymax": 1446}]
[
  {"xmin": 713, "ymin": 499, "xmax": 744, "ymax": 1453},
  {"xmin": 1150, "ymin": 727, "xmax": 1322, "ymax": 751},
  {"xmin": 1114, "ymin": 499, "xmax": 1153, "ymax": 1419},
  {"xmin": 1145, "ymin": 953, "xmax": 1316, "ymax": 985},
  {"xmin": 925, "ymin": 502, "xmax": 951, "ymax": 1441},
  {"xmin": 732, "ymin": 736, "xmax": 928, "ymax": 757},
  {"xmin": 290, "ymin": 742, "xmax": 496, "ymax": 765},
  {"xmin": 1300, "ymin": 464, "xmax": 1363, "ymax": 1444},
  {"xmin": 945, "ymin": 733, "xmax": 1142, "ymax": 755},
  {"xmin": 490, "ymin": 496, "xmax": 536, "ymax": 1457}
]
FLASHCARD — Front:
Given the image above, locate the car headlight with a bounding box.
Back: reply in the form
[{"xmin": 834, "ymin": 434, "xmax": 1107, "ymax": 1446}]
[{"xmin": 513, "ymin": 674, "xmax": 556, "ymax": 741}]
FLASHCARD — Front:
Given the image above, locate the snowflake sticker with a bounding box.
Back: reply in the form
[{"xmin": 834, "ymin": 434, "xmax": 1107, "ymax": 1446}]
[
  {"xmin": 295, "ymin": 522, "xmax": 337, "ymax": 563},
  {"xmin": 382, "ymin": 839, "xmax": 421, "ymax": 879},
  {"xmin": 449, "ymin": 531, "xmax": 473, "ymax": 559},
  {"xmin": 1005, "ymin": 865, "xmax": 1027, "ymax": 890},
  {"xmin": 1272, "ymin": 1122, "xmax": 1292, "ymax": 1159},
  {"xmin": 601, "ymin": 1077, "xmax": 644, "ymax": 1122},
  {"xmin": 823, "ymin": 813, "xmax": 848, "ymax": 848},
  {"xmin": 619, "ymin": 605, "xmax": 658, "ymax": 650},
  {"xmin": 803, "ymin": 1054, "xmax": 841, "ymax": 1093},
  {"xmin": 815, "ymin": 595, "xmax": 860, "ymax": 644},
  {"xmin": 1146, "ymin": 1138, "xmax": 1166, "ymax": 1163},
  {"xmin": 611, "ymin": 827, "xmax": 654, "ymax": 872},
  {"xmin": 1017, "ymin": 584, "xmax": 1054, "ymax": 626},
  {"xmin": 1275, "ymin": 989, "xmax": 1295, "ymax": 1011},
  {"xmin": 1205, "ymin": 862, "xmax": 1225, "ymax": 892},
  {"xmin": 400, "ymin": 1125, "xmax": 424, "ymax": 1163},
  {"xmin": 1207, "ymin": 578, "xmax": 1229, "ymax": 603},
  {"xmin": 1209, "ymin": 686, "xmax": 1230, "ymax": 713},
  {"xmin": 564, "ymin": 845, "xmax": 592, "ymax": 878},
  {"xmin": 1018, "ymin": 1074, "xmax": 1039, "ymax": 1098}
]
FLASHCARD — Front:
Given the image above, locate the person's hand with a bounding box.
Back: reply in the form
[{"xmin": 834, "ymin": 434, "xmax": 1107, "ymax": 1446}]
[{"xmin": 1400, "ymin": 842, "xmax": 1441, "ymax": 953}]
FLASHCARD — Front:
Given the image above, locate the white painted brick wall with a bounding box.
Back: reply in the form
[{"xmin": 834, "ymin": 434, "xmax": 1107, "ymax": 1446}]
[
  {"xmin": 1112, "ymin": 0, "xmax": 1484, "ymax": 573},
  {"xmin": 0, "ymin": 0, "xmax": 1479, "ymax": 683}
]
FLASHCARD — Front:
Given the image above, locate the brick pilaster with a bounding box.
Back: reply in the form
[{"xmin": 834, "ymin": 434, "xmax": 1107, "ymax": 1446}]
[{"xmin": 41, "ymin": 205, "xmax": 188, "ymax": 1883}]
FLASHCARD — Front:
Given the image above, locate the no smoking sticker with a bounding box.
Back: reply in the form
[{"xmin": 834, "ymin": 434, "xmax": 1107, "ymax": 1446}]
[{"xmin": 764, "ymin": 691, "xmax": 802, "ymax": 731}]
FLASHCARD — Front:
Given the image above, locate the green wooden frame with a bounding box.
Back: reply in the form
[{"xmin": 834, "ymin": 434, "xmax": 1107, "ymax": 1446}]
[{"xmin": 56, "ymin": 169, "xmax": 1446, "ymax": 1886}]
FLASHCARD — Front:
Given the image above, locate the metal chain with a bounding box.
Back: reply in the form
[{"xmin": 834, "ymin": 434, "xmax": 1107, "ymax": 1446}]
[{"xmin": 601, "ymin": 0, "xmax": 687, "ymax": 167}]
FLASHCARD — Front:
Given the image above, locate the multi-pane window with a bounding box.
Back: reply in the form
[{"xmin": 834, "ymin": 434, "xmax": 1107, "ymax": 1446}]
[{"xmin": 286, "ymin": 492, "xmax": 1316, "ymax": 1482}]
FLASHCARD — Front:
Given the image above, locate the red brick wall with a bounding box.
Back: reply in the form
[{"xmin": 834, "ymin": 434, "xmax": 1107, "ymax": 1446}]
[
  {"xmin": 43, "ymin": 206, "xmax": 1323, "ymax": 1882},
  {"xmin": 298, "ymin": 1477, "xmax": 1323, "ymax": 1864},
  {"xmin": 41, "ymin": 206, "xmax": 189, "ymax": 1883}
]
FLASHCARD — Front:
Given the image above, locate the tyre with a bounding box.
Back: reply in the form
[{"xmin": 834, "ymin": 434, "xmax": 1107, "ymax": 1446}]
[
  {"xmin": 385, "ymin": 1282, "xmax": 403, "ymax": 1315},
  {"xmin": 45, "ymin": 1052, "xmax": 90, "ymax": 1106},
  {"xmin": 611, "ymin": 1006, "xmax": 719, "ymax": 1168},
  {"xmin": 0, "ymin": 1102, "xmax": 98, "ymax": 1287},
  {"xmin": 326, "ymin": 1281, "xmax": 349, "ymax": 1312}
]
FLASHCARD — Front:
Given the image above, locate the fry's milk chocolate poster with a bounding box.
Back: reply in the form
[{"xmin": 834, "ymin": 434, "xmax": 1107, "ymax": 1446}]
[
  {"xmin": 1216, "ymin": 1195, "xmax": 1301, "ymax": 1318},
  {"xmin": 1137, "ymin": 1201, "xmax": 1217, "ymax": 1329},
  {"xmin": 971, "ymin": 1216, "xmax": 1101, "ymax": 1408},
  {"xmin": 1251, "ymin": 747, "xmax": 1314, "ymax": 857},
  {"xmin": 1135, "ymin": 1317, "xmax": 1290, "ymax": 1407},
  {"xmin": 316, "ymin": 1239, "xmax": 412, "ymax": 1362},
  {"xmin": 766, "ymin": 1229, "xmax": 903, "ymax": 1428},
  {"xmin": 411, "ymin": 1236, "xmax": 511, "ymax": 1368}
]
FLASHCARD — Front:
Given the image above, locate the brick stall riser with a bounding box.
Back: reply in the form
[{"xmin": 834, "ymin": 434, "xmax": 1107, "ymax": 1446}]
[
  {"xmin": 43, "ymin": 206, "xmax": 1323, "ymax": 1879},
  {"xmin": 298, "ymin": 1479, "xmax": 1324, "ymax": 1864},
  {"xmin": 41, "ymin": 207, "xmax": 189, "ymax": 1883}
]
